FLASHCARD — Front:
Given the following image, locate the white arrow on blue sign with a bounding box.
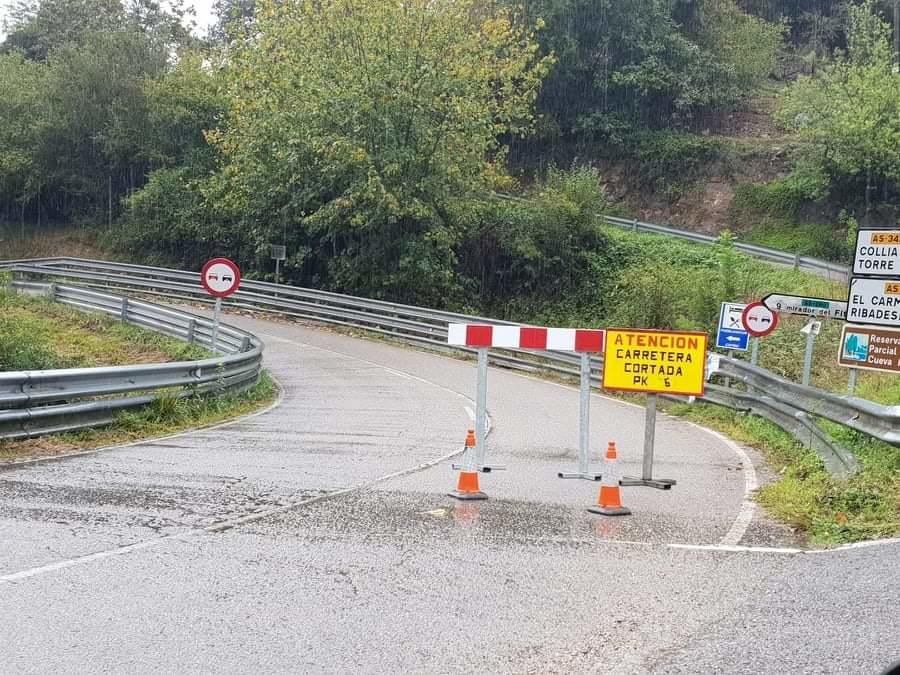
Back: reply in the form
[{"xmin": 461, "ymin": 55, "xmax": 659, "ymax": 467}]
[{"xmin": 716, "ymin": 302, "xmax": 750, "ymax": 351}]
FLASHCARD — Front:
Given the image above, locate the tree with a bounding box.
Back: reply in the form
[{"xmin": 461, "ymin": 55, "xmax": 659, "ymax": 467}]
[
  {"xmin": 510, "ymin": 0, "xmax": 782, "ymax": 136},
  {"xmin": 0, "ymin": 53, "xmax": 45, "ymax": 226},
  {"xmin": 208, "ymin": 0, "xmax": 255, "ymax": 44},
  {"xmin": 777, "ymin": 0, "xmax": 900, "ymax": 212},
  {"xmin": 205, "ymin": 0, "xmax": 552, "ymax": 301},
  {"xmin": 0, "ymin": 0, "xmax": 198, "ymax": 225}
]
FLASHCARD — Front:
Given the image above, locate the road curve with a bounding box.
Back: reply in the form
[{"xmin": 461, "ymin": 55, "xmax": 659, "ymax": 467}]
[{"xmin": 1, "ymin": 312, "xmax": 897, "ymax": 674}]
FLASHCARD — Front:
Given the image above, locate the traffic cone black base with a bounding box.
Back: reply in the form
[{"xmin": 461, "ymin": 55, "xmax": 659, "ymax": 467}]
[{"xmin": 587, "ymin": 504, "xmax": 631, "ymax": 516}]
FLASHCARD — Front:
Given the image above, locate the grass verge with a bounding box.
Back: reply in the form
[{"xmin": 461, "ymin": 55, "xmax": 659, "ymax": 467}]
[
  {"xmin": 666, "ymin": 401, "xmax": 899, "ymax": 546},
  {"xmin": 0, "ymin": 287, "xmax": 279, "ymax": 461},
  {"xmin": 0, "ymin": 288, "xmax": 207, "ymax": 369},
  {"xmin": 0, "ymin": 373, "xmax": 278, "ymax": 462}
]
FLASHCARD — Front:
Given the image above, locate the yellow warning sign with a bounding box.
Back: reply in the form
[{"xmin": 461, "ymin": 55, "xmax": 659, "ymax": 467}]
[{"xmin": 603, "ymin": 329, "xmax": 708, "ymax": 396}]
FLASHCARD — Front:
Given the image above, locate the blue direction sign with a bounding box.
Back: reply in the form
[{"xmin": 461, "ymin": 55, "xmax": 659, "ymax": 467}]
[{"xmin": 716, "ymin": 302, "xmax": 750, "ymax": 351}]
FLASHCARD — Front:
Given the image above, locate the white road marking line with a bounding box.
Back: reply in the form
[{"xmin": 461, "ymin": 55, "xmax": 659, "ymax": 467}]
[
  {"xmin": 1, "ymin": 330, "xmax": 484, "ymax": 586},
  {"xmin": 1, "ymin": 441, "xmax": 468, "ymax": 586},
  {"xmin": 669, "ymin": 543, "xmax": 804, "ymax": 554},
  {"xmin": 682, "ymin": 421, "xmax": 759, "ymax": 546},
  {"xmin": 806, "ymin": 537, "xmax": 900, "ymax": 553}
]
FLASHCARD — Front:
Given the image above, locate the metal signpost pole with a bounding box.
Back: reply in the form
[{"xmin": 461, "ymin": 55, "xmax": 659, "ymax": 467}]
[
  {"xmin": 848, "ymin": 367, "xmax": 858, "ymax": 395},
  {"xmin": 475, "ymin": 348, "xmax": 489, "ymax": 469},
  {"xmin": 211, "ymin": 297, "xmax": 222, "ymax": 354},
  {"xmin": 802, "ymin": 329, "xmax": 816, "ymax": 387},
  {"xmin": 751, "ymin": 338, "xmax": 760, "ymax": 366},
  {"xmin": 275, "ymin": 258, "xmax": 281, "ymax": 286},
  {"xmin": 559, "ymin": 353, "xmax": 601, "ymax": 480},
  {"xmin": 620, "ymin": 393, "xmax": 676, "ymax": 490},
  {"xmin": 642, "ymin": 393, "xmax": 657, "ymax": 481}
]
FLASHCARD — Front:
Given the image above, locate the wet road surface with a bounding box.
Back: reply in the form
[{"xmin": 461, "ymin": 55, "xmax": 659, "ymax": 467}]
[{"xmin": 1, "ymin": 314, "xmax": 897, "ymax": 674}]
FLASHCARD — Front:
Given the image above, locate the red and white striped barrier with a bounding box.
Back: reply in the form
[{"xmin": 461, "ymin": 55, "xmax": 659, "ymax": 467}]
[{"xmin": 447, "ymin": 324, "xmax": 604, "ymax": 352}]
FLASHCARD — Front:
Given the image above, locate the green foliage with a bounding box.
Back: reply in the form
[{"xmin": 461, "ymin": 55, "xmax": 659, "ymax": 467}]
[
  {"xmin": 0, "ymin": 289, "xmax": 61, "ymax": 369},
  {"xmin": 776, "ymin": 1, "xmax": 900, "ymax": 209},
  {"xmin": 0, "ymin": 0, "xmax": 197, "ymax": 225},
  {"xmin": 517, "ymin": 0, "xmax": 782, "ymax": 134},
  {"xmin": 120, "ymin": 0, "xmax": 554, "ymax": 304},
  {"xmin": 115, "ymin": 166, "xmax": 246, "ymax": 269},
  {"xmin": 141, "ymin": 52, "xmax": 225, "ymax": 167},
  {"xmin": 733, "ymin": 165, "xmax": 829, "ymax": 217},
  {"xmin": 455, "ymin": 167, "xmax": 609, "ymax": 312},
  {"xmin": 606, "ymin": 231, "xmax": 750, "ymax": 331},
  {"xmin": 628, "ymin": 131, "xmax": 726, "ymax": 194},
  {"xmin": 0, "ymin": 288, "xmax": 206, "ymax": 371}
]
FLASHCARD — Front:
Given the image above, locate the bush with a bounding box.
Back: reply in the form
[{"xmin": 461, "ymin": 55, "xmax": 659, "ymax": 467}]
[
  {"xmin": 733, "ymin": 165, "xmax": 829, "ymax": 217},
  {"xmin": 627, "ymin": 131, "xmax": 726, "ymax": 198},
  {"xmin": 453, "ymin": 167, "xmax": 609, "ymax": 314}
]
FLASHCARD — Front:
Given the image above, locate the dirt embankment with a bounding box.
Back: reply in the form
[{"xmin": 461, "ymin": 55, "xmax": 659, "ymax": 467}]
[{"xmin": 602, "ymin": 102, "xmax": 795, "ymax": 235}]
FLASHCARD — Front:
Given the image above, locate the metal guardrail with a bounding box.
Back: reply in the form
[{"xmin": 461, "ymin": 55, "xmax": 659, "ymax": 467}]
[
  {"xmin": 602, "ymin": 215, "xmax": 850, "ymax": 280},
  {"xmin": 489, "ymin": 193, "xmax": 850, "ymax": 280},
  {"xmin": 0, "ymin": 279, "xmax": 263, "ymax": 440},
  {"xmin": 2, "ymin": 258, "xmax": 891, "ymax": 478}
]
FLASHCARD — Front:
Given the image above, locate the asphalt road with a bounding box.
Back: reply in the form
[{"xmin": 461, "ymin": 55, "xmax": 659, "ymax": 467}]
[{"xmin": 1, "ymin": 314, "xmax": 897, "ymax": 674}]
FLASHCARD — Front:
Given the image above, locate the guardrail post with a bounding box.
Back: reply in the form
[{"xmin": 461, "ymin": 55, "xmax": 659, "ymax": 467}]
[
  {"xmin": 240, "ymin": 336, "xmax": 251, "ymax": 352},
  {"xmin": 620, "ymin": 394, "xmax": 677, "ymax": 490},
  {"xmin": 793, "ymin": 253, "xmax": 801, "ymax": 270},
  {"xmin": 632, "ymin": 218, "xmax": 638, "ymax": 232},
  {"xmin": 186, "ymin": 319, "xmax": 196, "ymax": 344},
  {"xmin": 120, "ymin": 297, "xmax": 129, "ymax": 322},
  {"xmin": 46, "ymin": 283, "xmax": 56, "ymax": 301}
]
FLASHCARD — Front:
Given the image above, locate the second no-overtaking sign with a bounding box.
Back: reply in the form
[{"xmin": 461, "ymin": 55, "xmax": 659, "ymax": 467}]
[{"xmin": 603, "ymin": 329, "xmax": 707, "ymax": 396}]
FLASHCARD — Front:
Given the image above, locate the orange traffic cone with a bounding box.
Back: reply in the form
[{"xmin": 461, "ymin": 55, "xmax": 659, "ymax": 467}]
[
  {"xmin": 449, "ymin": 430, "xmax": 488, "ymax": 501},
  {"xmin": 587, "ymin": 442, "xmax": 631, "ymax": 516}
]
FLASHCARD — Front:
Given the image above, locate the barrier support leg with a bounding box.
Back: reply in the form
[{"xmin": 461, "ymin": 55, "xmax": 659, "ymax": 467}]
[
  {"xmin": 620, "ymin": 394, "xmax": 676, "ymax": 490},
  {"xmin": 452, "ymin": 348, "xmax": 505, "ymax": 473},
  {"xmin": 558, "ymin": 353, "xmax": 602, "ymax": 481}
]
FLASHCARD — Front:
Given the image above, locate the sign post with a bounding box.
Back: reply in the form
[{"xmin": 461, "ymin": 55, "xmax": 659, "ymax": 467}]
[
  {"xmin": 603, "ymin": 328, "xmax": 708, "ymax": 489},
  {"xmin": 800, "ymin": 320, "xmax": 822, "ymax": 386},
  {"xmin": 750, "ymin": 337, "xmax": 760, "ymax": 366},
  {"xmin": 201, "ymin": 258, "xmax": 241, "ymax": 354},
  {"xmin": 271, "ymin": 244, "xmax": 286, "ymax": 286},
  {"xmin": 852, "ymin": 229, "xmax": 900, "ymax": 275}
]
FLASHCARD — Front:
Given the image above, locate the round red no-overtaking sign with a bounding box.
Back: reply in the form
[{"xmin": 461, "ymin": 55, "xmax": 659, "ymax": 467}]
[
  {"xmin": 201, "ymin": 258, "xmax": 241, "ymax": 298},
  {"xmin": 741, "ymin": 301, "xmax": 779, "ymax": 337}
]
